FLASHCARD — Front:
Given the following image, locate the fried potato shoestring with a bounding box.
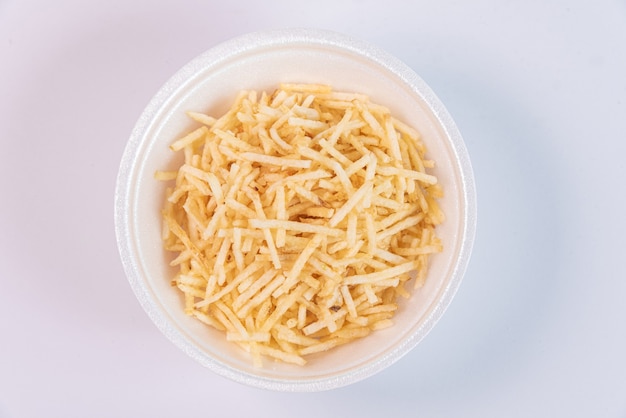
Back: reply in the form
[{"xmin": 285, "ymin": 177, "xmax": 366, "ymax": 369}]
[{"xmin": 157, "ymin": 83, "xmax": 444, "ymax": 367}]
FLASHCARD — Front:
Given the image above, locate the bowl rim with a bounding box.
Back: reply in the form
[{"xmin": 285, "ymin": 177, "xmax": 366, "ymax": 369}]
[{"xmin": 114, "ymin": 28, "xmax": 477, "ymax": 391}]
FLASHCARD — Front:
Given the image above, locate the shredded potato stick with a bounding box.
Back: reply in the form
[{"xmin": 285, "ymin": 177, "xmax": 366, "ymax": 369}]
[{"xmin": 158, "ymin": 84, "xmax": 443, "ymax": 366}]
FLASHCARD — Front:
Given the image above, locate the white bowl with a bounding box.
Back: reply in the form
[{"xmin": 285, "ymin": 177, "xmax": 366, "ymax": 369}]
[{"xmin": 114, "ymin": 28, "xmax": 476, "ymax": 392}]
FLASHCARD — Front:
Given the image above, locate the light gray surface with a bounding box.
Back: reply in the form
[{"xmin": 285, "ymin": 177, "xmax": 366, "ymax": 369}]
[{"xmin": 1, "ymin": 1, "xmax": 625, "ymax": 416}]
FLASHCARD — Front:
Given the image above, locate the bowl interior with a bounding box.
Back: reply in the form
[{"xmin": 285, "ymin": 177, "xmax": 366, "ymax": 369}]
[{"xmin": 116, "ymin": 30, "xmax": 475, "ymax": 391}]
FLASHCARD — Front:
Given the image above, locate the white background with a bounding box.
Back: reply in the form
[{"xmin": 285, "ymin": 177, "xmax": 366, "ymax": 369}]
[{"xmin": 1, "ymin": 1, "xmax": 625, "ymax": 417}]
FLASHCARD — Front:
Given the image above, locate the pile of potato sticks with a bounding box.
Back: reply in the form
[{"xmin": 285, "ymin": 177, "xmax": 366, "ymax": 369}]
[{"xmin": 156, "ymin": 83, "xmax": 444, "ymax": 366}]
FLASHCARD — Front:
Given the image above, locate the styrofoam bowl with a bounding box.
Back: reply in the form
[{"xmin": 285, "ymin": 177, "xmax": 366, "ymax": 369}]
[{"xmin": 114, "ymin": 28, "xmax": 476, "ymax": 392}]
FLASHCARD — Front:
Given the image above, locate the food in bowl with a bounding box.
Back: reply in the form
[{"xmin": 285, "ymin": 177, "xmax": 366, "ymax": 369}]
[{"xmin": 156, "ymin": 82, "xmax": 445, "ymax": 366}]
